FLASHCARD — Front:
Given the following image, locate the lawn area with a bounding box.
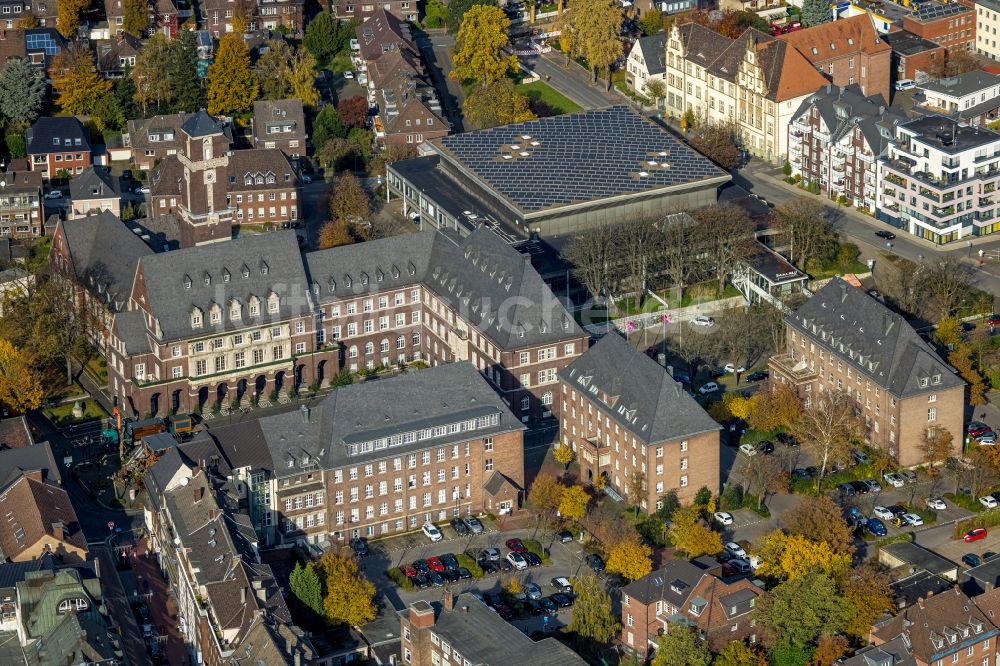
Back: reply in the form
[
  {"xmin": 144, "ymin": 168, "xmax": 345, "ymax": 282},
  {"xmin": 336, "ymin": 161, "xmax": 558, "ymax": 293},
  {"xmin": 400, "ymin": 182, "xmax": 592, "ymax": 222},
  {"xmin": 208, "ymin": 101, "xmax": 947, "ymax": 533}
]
[
  {"xmin": 84, "ymin": 356, "xmax": 108, "ymax": 384},
  {"xmin": 514, "ymin": 81, "xmax": 582, "ymax": 116},
  {"xmin": 809, "ymin": 258, "xmax": 870, "ymax": 280},
  {"xmin": 44, "ymin": 399, "xmax": 109, "ymax": 427}
]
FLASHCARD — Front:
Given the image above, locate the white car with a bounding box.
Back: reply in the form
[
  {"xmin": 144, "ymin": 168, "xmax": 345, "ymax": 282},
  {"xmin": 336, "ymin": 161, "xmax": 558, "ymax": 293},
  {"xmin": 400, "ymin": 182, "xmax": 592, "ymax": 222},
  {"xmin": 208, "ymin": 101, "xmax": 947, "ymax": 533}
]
[
  {"xmin": 873, "ymin": 506, "xmax": 894, "ymax": 521},
  {"xmin": 981, "ymin": 496, "xmax": 999, "ymax": 510},
  {"xmin": 698, "ymin": 382, "xmax": 720, "ymax": 395},
  {"xmin": 902, "ymin": 513, "xmax": 924, "ymax": 527},
  {"xmin": 882, "ymin": 472, "xmax": 905, "ymax": 488},
  {"xmin": 43, "ymin": 190, "xmax": 62, "ymax": 199},
  {"xmin": 738, "ymin": 443, "xmax": 757, "ymax": 457},
  {"xmin": 506, "ymin": 551, "xmax": 527, "ymax": 570},
  {"xmin": 723, "ymin": 363, "xmax": 746, "ymax": 374},
  {"xmin": 926, "ymin": 497, "xmax": 947, "ymax": 511},
  {"xmin": 350, "ymin": 38, "xmax": 360, "ymax": 51},
  {"xmin": 691, "ymin": 315, "xmax": 715, "ymax": 327},
  {"xmin": 725, "ymin": 542, "xmax": 746, "ymax": 559},
  {"xmin": 895, "ymin": 79, "xmax": 916, "ymax": 90},
  {"xmin": 421, "ymin": 522, "xmax": 443, "ymax": 542},
  {"xmin": 344, "ymin": 70, "xmax": 355, "ymax": 79},
  {"xmin": 714, "ymin": 511, "xmax": 734, "ymax": 526}
]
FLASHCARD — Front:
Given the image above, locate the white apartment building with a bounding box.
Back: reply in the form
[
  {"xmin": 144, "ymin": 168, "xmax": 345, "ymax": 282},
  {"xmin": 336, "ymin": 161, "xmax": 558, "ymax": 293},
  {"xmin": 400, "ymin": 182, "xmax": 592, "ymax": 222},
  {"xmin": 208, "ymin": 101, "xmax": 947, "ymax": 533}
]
[{"xmin": 975, "ymin": 0, "xmax": 1000, "ymax": 60}]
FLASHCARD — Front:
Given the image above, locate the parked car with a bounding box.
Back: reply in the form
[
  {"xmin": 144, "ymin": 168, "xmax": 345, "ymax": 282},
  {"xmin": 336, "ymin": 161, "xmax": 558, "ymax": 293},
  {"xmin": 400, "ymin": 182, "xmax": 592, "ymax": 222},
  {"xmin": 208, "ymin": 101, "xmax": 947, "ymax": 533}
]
[
  {"xmin": 458, "ymin": 567, "xmax": 472, "ymax": 579},
  {"xmin": 863, "ymin": 479, "xmax": 882, "ymax": 493},
  {"xmin": 506, "ymin": 552, "xmax": 527, "ymax": 570},
  {"xmin": 523, "ymin": 582, "xmax": 542, "ymax": 600},
  {"xmin": 539, "ymin": 597, "xmax": 558, "ymax": 615},
  {"xmin": 672, "ymin": 373, "xmax": 691, "ymax": 385},
  {"xmin": 480, "ymin": 548, "xmax": 501, "ymax": 561},
  {"xmin": 586, "ymin": 554, "xmax": 606, "ymax": 573},
  {"xmin": 428, "ymin": 571, "xmax": 445, "ymax": 587},
  {"xmin": 463, "ymin": 516, "xmax": 485, "ymax": 533},
  {"xmin": 739, "ymin": 443, "xmax": 757, "ymax": 457},
  {"xmin": 968, "ymin": 422, "xmax": 992, "ymax": 437},
  {"xmin": 498, "ymin": 559, "xmax": 513, "ymax": 573},
  {"xmin": 450, "ymin": 517, "xmax": 469, "ymax": 535},
  {"xmin": 757, "ymin": 441, "xmax": 774, "ymax": 454},
  {"xmin": 551, "ymin": 593, "xmax": 573, "ymax": 608},
  {"xmin": 776, "ymin": 433, "xmax": 799, "ymax": 447},
  {"xmin": 698, "ymin": 382, "xmax": 720, "ymax": 395},
  {"xmin": 43, "ymin": 190, "xmax": 62, "ymax": 199},
  {"xmin": 440, "ymin": 554, "xmax": 459, "ymax": 571},
  {"xmin": 426, "ymin": 556, "xmax": 445, "ymax": 572},
  {"xmin": 486, "ymin": 592, "xmax": 502, "ymax": 608},
  {"xmin": 927, "ymin": 497, "xmax": 947, "ymax": 510},
  {"xmin": 525, "ymin": 552, "xmax": 542, "ymax": 567},
  {"xmin": 745, "ymin": 371, "xmax": 768, "ymax": 382},
  {"xmin": 557, "ymin": 530, "xmax": 574, "ymax": 543},
  {"xmin": 963, "ymin": 553, "xmax": 982, "ymax": 567},
  {"xmin": 496, "ymin": 604, "xmax": 515, "ymax": 621},
  {"xmin": 978, "ymin": 432, "xmax": 997, "ymax": 446},
  {"xmin": 966, "ymin": 528, "xmax": 989, "ymax": 543},
  {"xmin": 479, "ymin": 560, "xmax": 498, "ymax": 575},
  {"xmin": 902, "ymin": 513, "xmax": 924, "ymax": 527},
  {"xmin": 851, "ymin": 448, "xmax": 870, "ymax": 465},
  {"xmin": 399, "ymin": 564, "xmax": 416, "ymax": 578},
  {"xmin": 867, "ymin": 518, "xmax": 888, "ymax": 537},
  {"xmin": 551, "ymin": 577, "xmax": 573, "ymax": 594},
  {"xmin": 422, "ymin": 522, "xmax": 443, "ymax": 542},
  {"xmin": 883, "ymin": 472, "xmax": 905, "ymax": 488},
  {"xmin": 714, "ymin": 511, "xmax": 734, "ymax": 526},
  {"xmin": 725, "ymin": 542, "xmax": 747, "ymax": 558},
  {"xmin": 729, "ymin": 558, "xmax": 752, "ymax": 574},
  {"xmin": 723, "ymin": 363, "xmax": 746, "ymax": 374},
  {"xmin": 344, "ymin": 70, "xmax": 355, "ymax": 79},
  {"xmin": 873, "ymin": 506, "xmax": 894, "ymax": 521},
  {"xmin": 837, "ymin": 483, "xmax": 856, "ymax": 497},
  {"xmin": 850, "ymin": 481, "xmax": 870, "ymax": 495},
  {"xmin": 985, "ymin": 552, "xmax": 999, "ymax": 561},
  {"xmin": 412, "ymin": 574, "xmax": 429, "ymax": 588},
  {"xmin": 350, "ymin": 537, "xmax": 369, "ymax": 557},
  {"xmin": 887, "ymin": 505, "xmax": 907, "ymax": 519},
  {"xmin": 505, "ymin": 538, "xmax": 527, "ymax": 553},
  {"xmin": 901, "ymin": 470, "xmax": 918, "ymax": 484},
  {"xmin": 692, "ymin": 315, "xmax": 715, "ymax": 327},
  {"xmin": 523, "ymin": 599, "xmax": 542, "ymax": 615},
  {"xmin": 442, "ymin": 569, "xmax": 460, "ymax": 583},
  {"xmin": 981, "ymin": 496, "xmax": 999, "ymax": 509},
  {"xmin": 987, "ymin": 314, "xmax": 1000, "ymax": 328},
  {"xmin": 875, "ymin": 229, "xmax": 897, "ymax": 239},
  {"xmin": 844, "ymin": 506, "xmax": 864, "ymax": 527},
  {"xmin": 895, "ymin": 79, "xmax": 916, "ymax": 91},
  {"xmin": 413, "ymin": 559, "xmax": 430, "ymax": 574}
]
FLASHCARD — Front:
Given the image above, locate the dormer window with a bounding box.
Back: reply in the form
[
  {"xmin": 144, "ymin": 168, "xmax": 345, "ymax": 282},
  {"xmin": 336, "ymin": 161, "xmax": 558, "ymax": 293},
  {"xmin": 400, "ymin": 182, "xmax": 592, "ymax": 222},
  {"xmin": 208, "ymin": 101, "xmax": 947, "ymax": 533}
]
[
  {"xmin": 287, "ymin": 458, "xmax": 294, "ymax": 468},
  {"xmin": 245, "ymin": 176, "xmax": 253, "ymax": 186},
  {"xmin": 223, "ymin": 269, "xmax": 230, "ymax": 282},
  {"xmin": 204, "ymin": 272, "xmax": 211, "ymax": 285},
  {"xmin": 210, "ymin": 305, "xmax": 221, "ymax": 324},
  {"xmin": 191, "ymin": 308, "xmax": 203, "ymax": 328},
  {"xmin": 266, "ymin": 174, "xmax": 275, "ymax": 184},
  {"xmin": 183, "ymin": 275, "xmax": 192, "ymax": 289},
  {"xmin": 248, "ymin": 296, "xmax": 260, "ymax": 316},
  {"xmin": 260, "ymin": 262, "xmax": 269, "ymax": 275},
  {"xmin": 256, "ymin": 175, "xmax": 264, "ymax": 185},
  {"xmin": 57, "ymin": 598, "xmax": 89, "ymax": 613},
  {"xmin": 919, "ymin": 377, "xmax": 929, "ymax": 388},
  {"xmin": 267, "ymin": 293, "xmax": 279, "ymax": 313},
  {"xmin": 52, "ymin": 137, "xmax": 60, "ymax": 146},
  {"xmin": 230, "ymin": 303, "xmax": 241, "ymax": 320},
  {"xmin": 932, "ymin": 374, "xmax": 941, "ymax": 384}
]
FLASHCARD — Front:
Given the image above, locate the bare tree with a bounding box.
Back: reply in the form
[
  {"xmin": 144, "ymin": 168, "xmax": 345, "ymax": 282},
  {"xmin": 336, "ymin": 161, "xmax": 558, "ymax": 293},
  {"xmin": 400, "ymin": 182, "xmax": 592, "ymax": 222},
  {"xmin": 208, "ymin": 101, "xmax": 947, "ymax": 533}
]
[
  {"xmin": 923, "ymin": 257, "xmax": 974, "ymax": 321},
  {"xmin": 564, "ymin": 224, "xmax": 621, "ymax": 301},
  {"xmin": 657, "ymin": 215, "xmax": 698, "ymax": 303},
  {"xmin": 772, "ymin": 197, "xmax": 837, "ymax": 269},
  {"xmin": 718, "ymin": 304, "xmax": 779, "ymax": 372},
  {"xmin": 961, "ymin": 448, "xmax": 999, "ymax": 497},
  {"xmin": 619, "ymin": 217, "xmax": 666, "ymax": 309},
  {"xmin": 742, "ymin": 454, "xmax": 785, "ymax": 509},
  {"xmin": 921, "ymin": 425, "xmax": 955, "ymax": 469},
  {"xmin": 874, "ymin": 255, "xmax": 926, "ymax": 319},
  {"xmin": 691, "ymin": 203, "xmax": 755, "ymax": 292},
  {"xmin": 791, "ymin": 390, "xmax": 863, "ymax": 490}
]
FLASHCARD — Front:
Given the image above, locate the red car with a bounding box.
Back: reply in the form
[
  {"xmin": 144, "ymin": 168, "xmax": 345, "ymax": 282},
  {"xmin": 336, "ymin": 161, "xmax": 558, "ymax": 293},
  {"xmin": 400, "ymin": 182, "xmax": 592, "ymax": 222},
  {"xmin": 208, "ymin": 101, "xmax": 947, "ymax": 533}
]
[
  {"xmin": 969, "ymin": 424, "xmax": 992, "ymax": 438},
  {"xmin": 505, "ymin": 538, "xmax": 527, "ymax": 554},
  {"xmin": 496, "ymin": 604, "xmax": 515, "ymax": 621},
  {"xmin": 965, "ymin": 528, "xmax": 989, "ymax": 543},
  {"xmin": 426, "ymin": 556, "xmax": 445, "ymax": 572},
  {"xmin": 987, "ymin": 314, "xmax": 1000, "ymax": 327},
  {"xmin": 399, "ymin": 565, "xmax": 417, "ymax": 578}
]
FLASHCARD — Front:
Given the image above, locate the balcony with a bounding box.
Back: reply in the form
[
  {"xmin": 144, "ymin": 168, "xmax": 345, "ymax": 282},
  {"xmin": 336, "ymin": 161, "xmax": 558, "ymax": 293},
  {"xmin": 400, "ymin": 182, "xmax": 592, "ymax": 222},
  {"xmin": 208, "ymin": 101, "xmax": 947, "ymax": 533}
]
[
  {"xmin": 769, "ymin": 353, "xmax": 817, "ymax": 385},
  {"xmin": 918, "ymin": 187, "xmax": 941, "ymax": 203},
  {"xmin": 975, "ymin": 151, "xmax": 1000, "ymax": 163},
  {"xmin": 373, "ymin": 116, "xmax": 385, "ymax": 139},
  {"xmin": 884, "ymin": 171, "xmax": 908, "ymax": 187},
  {"xmin": 932, "ymin": 205, "xmax": 955, "ymax": 217}
]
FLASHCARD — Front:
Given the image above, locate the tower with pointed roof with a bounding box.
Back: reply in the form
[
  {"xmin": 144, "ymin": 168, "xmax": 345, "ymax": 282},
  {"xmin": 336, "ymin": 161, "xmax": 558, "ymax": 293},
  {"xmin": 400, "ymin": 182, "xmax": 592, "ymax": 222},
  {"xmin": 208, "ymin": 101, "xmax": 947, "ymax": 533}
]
[{"xmin": 174, "ymin": 110, "xmax": 235, "ymax": 247}]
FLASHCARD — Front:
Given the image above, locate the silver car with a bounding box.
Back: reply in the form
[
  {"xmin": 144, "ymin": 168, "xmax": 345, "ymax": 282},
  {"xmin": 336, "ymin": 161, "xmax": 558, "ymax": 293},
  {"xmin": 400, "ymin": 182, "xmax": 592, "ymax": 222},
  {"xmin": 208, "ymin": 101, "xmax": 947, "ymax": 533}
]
[
  {"xmin": 463, "ymin": 516, "xmax": 484, "ymax": 534},
  {"xmin": 524, "ymin": 583, "xmax": 542, "ymax": 600}
]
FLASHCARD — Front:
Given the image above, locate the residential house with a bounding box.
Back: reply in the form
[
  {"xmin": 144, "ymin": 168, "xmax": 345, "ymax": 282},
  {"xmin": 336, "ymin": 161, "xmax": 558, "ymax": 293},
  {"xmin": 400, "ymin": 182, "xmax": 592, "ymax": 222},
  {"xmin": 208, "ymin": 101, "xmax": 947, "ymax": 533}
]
[
  {"xmin": 251, "ymin": 99, "xmax": 306, "ymax": 159},
  {"xmin": 663, "ymin": 22, "xmax": 829, "ymax": 163},
  {"xmin": 769, "ymin": 277, "xmax": 966, "ymax": 467},
  {"xmin": 915, "ymin": 70, "xmax": 1000, "ymax": 125},
  {"xmin": 0, "ymin": 0, "xmax": 31, "ymax": 29},
  {"xmin": 0, "ymin": 416, "xmax": 36, "ymax": 449},
  {"xmin": 0, "ymin": 169, "xmax": 42, "ymax": 238},
  {"xmin": 877, "ymin": 115, "xmax": 1000, "ymax": 243},
  {"xmin": 68, "ymin": 167, "xmax": 121, "ymax": 220},
  {"xmin": 367, "ymin": 49, "xmax": 447, "ymax": 147},
  {"xmin": 0, "ymin": 471, "xmax": 86, "ymax": 563},
  {"xmin": 976, "ymin": 0, "xmax": 1000, "ymax": 60},
  {"xmin": 25, "ymin": 118, "xmax": 92, "ymax": 179},
  {"xmin": 625, "ymin": 31, "xmax": 667, "ymax": 98},
  {"xmin": 332, "ymin": 0, "xmax": 418, "ymax": 22},
  {"xmin": 94, "ymin": 31, "xmax": 141, "ymax": 78},
  {"xmin": 559, "ymin": 332, "xmax": 720, "ymax": 507},
  {"xmin": 871, "ymin": 587, "xmax": 997, "ymax": 666},
  {"xmin": 125, "ymin": 113, "xmax": 227, "ymax": 171},
  {"xmin": 356, "ymin": 8, "xmax": 418, "ymax": 64},
  {"xmin": 902, "ymin": 0, "xmax": 976, "ymax": 52},
  {"xmin": 777, "ymin": 14, "xmax": 892, "ymax": 102},
  {"xmin": 21, "ymin": 28, "xmax": 62, "ymax": 72},
  {"xmin": 401, "ymin": 593, "xmax": 587, "ymax": 666},
  {"xmin": 201, "ymin": 0, "xmax": 303, "ymax": 38},
  {"xmin": 882, "ymin": 30, "xmax": 945, "ymax": 83},
  {"xmin": 839, "ymin": 636, "xmax": 916, "ymax": 666},
  {"xmin": 787, "ymin": 83, "xmax": 906, "ymax": 213}
]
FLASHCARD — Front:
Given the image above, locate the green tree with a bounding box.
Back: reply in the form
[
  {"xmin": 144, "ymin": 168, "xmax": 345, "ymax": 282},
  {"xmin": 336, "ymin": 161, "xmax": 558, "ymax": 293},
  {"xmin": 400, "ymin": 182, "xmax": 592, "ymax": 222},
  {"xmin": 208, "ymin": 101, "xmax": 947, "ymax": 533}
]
[
  {"xmin": 564, "ymin": 0, "xmax": 622, "ymax": 88},
  {"xmin": 447, "ymin": 0, "xmax": 495, "ymax": 33},
  {"xmin": 462, "ymin": 79, "xmax": 536, "ymax": 129},
  {"xmin": 755, "ymin": 574, "xmax": 855, "ymax": 648},
  {"xmin": 256, "ymin": 39, "xmax": 295, "ymax": 99},
  {"xmin": 319, "ymin": 553, "xmax": 376, "ymax": 626},
  {"xmin": 655, "ymin": 490, "xmax": 680, "ymax": 521},
  {"xmin": 289, "ymin": 561, "xmax": 324, "ymax": 616},
  {"xmin": 5, "ymin": 132, "xmax": 25, "ymax": 158},
  {"xmin": 312, "ymin": 105, "xmax": 347, "ymax": 151},
  {"xmin": 52, "ymin": 44, "xmax": 112, "ymax": 115},
  {"xmin": 769, "ymin": 638, "xmax": 815, "ymax": 666},
  {"xmin": 638, "ymin": 8, "xmax": 664, "ymax": 35},
  {"xmin": 207, "ymin": 34, "xmax": 259, "ymax": 116},
  {"xmin": 451, "ymin": 5, "xmax": 517, "ymax": 85},
  {"xmin": 0, "ymin": 58, "xmax": 45, "ymax": 126},
  {"xmin": 90, "ymin": 93, "xmax": 125, "ymax": 133},
  {"xmin": 652, "ymin": 626, "xmax": 711, "ymax": 666},
  {"xmin": 425, "ymin": 0, "xmax": 448, "ymax": 27},
  {"xmin": 169, "ymin": 30, "xmax": 204, "ymax": 113},
  {"xmin": 567, "ymin": 573, "xmax": 619, "ymax": 645},
  {"xmin": 132, "ymin": 33, "xmax": 174, "ymax": 115},
  {"xmin": 114, "ymin": 67, "xmax": 139, "ymax": 120},
  {"xmin": 303, "ymin": 12, "xmax": 339, "ymax": 67},
  {"xmin": 122, "ymin": 0, "xmax": 149, "ymax": 35},
  {"xmin": 801, "ymin": 0, "xmax": 832, "ymax": 25}
]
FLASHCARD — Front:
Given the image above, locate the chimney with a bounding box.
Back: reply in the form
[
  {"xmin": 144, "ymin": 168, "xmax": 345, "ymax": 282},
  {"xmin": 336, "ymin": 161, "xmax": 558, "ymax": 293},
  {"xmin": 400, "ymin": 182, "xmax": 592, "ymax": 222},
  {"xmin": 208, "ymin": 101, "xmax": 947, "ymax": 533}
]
[
  {"xmin": 241, "ymin": 587, "xmax": 247, "ymax": 604},
  {"xmin": 408, "ymin": 600, "xmax": 436, "ymax": 629},
  {"xmin": 191, "ymin": 465, "xmax": 201, "ymax": 478},
  {"xmin": 839, "ymin": 280, "xmax": 847, "ymax": 303},
  {"xmin": 51, "ymin": 522, "xmax": 64, "ymax": 541},
  {"xmin": 443, "ymin": 590, "xmax": 454, "ymax": 612}
]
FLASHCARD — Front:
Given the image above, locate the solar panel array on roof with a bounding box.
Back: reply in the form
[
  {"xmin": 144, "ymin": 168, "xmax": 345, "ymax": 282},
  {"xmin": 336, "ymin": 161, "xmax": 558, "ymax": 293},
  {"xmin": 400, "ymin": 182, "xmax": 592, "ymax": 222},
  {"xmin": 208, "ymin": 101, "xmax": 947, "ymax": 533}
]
[
  {"xmin": 914, "ymin": 1, "xmax": 967, "ymax": 19},
  {"xmin": 436, "ymin": 106, "xmax": 726, "ymax": 212},
  {"xmin": 25, "ymin": 32, "xmax": 59, "ymax": 55}
]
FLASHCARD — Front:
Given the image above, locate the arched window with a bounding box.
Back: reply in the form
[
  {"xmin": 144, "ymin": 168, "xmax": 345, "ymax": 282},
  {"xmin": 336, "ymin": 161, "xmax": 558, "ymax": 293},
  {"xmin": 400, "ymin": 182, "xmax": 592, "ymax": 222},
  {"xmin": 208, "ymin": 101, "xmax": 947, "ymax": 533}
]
[
  {"xmin": 365, "ymin": 342, "xmax": 374, "ymax": 355},
  {"xmin": 542, "ymin": 391, "xmax": 553, "ymax": 406},
  {"xmin": 396, "ymin": 336, "xmax": 405, "ymax": 350},
  {"xmin": 380, "ymin": 339, "xmax": 389, "ymax": 353},
  {"xmin": 348, "ymin": 346, "xmax": 358, "ymax": 359},
  {"xmin": 520, "ymin": 395, "xmax": 530, "ymax": 411}
]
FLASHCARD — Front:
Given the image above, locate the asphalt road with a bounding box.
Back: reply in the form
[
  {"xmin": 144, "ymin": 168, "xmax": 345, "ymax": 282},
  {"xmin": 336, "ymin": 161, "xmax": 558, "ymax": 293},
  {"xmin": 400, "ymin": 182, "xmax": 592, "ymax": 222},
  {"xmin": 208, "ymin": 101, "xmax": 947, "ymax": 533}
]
[
  {"xmin": 518, "ymin": 51, "xmax": 620, "ymax": 111},
  {"xmin": 95, "ymin": 544, "xmax": 149, "ymax": 666}
]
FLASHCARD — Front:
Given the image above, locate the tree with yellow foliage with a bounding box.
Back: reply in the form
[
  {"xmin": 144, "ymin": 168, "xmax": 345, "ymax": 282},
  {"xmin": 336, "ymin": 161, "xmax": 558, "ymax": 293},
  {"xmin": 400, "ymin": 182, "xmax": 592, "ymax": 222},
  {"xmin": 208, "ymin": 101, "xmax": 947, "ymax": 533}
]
[
  {"xmin": 56, "ymin": 0, "xmax": 87, "ymax": 38},
  {"xmin": 747, "ymin": 382, "xmax": 801, "ymax": 432},
  {"xmin": 450, "ymin": 5, "xmax": 517, "ymax": 85},
  {"xmin": 605, "ymin": 536, "xmax": 652, "ymax": 581},
  {"xmin": 207, "ymin": 34, "xmax": 259, "ymax": 117},
  {"xmin": 0, "ymin": 339, "xmax": 43, "ymax": 413},
  {"xmin": 668, "ymin": 505, "xmax": 722, "ymax": 558},
  {"xmin": 558, "ymin": 484, "xmax": 590, "ymax": 521},
  {"xmin": 51, "ymin": 44, "xmax": 112, "ymax": 116},
  {"xmin": 753, "ymin": 531, "xmax": 851, "ymax": 581},
  {"xmin": 553, "ymin": 443, "xmax": 575, "ymax": 470},
  {"xmin": 319, "ymin": 553, "xmax": 376, "ymax": 627},
  {"xmin": 727, "ymin": 393, "xmax": 755, "ymax": 420},
  {"xmin": 837, "ymin": 563, "xmax": 893, "ymax": 639}
]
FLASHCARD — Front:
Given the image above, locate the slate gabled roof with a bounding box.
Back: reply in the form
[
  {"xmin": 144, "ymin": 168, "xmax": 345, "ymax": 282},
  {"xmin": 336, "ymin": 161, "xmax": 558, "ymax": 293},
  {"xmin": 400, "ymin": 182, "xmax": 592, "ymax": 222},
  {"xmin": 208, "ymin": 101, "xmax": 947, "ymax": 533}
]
[
  {"xmin": 873, "ymin": 587, "xmax": 995, "ymax": 662},
  {"xmin": 69, "ymin": 166, "xmax": 120, "ymax": 201},
  {"xmin": 635, "ymin": 32, "xmax": 667, "ymax": 76},
  {"xmin": 560, "ymin": 332, "xmax": 720, "ymax": 445},
  {"xmin": 788, "ymin": 277, "xmax": 964, "ymax": 397},
  {"xmin": 790, "ymin": 84, "xmax": 905, "ymax": 155},
  {"xmin": 181, "ymin": 109, "xmax": 226, "ymax": 138},
  {"xmin": 26, "ymin": 117, "xmax": 90, "ymax": 155}
]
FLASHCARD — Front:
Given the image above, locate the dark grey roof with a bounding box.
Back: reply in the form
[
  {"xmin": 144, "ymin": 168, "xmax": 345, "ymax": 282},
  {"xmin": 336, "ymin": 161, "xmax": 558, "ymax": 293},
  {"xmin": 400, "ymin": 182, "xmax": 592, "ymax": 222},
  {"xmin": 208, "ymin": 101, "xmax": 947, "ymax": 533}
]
[
  {"xmin": 25, "ymin": 612, "xmax": 117, "ymax": 666},
  {"xmin": 919, "ymin": 70, "xmax": 1000, "ymax": 98},
  {"xmin": 433, "ymin": 106, "xmax": 727, "ymax": 213},
  {"xmin": 620, "ymin": 558, "xmax": 706, "ymax": 606},
  {"xmin": 483, "ymin": 471, "xmax": 515, "ymax": 496},
  {"xmin": 747, "ymin": 241, "xmax": 807, "ymax": 285},
  {"xmin": 181, "ymin": 110, "xmax": 226, "ymax": 137},
  {"xmin": 882, "ymin": 542, "xmax": 957, "ymax": 577},
  {"xmin": 68, "ymin": 166, "xmax": 120, "ymax": 201},
  {"xmin": 304, "ymin": 226, "xmax": 584, "ymax": 350},
  {"xmin": 790, "ymin": 84, "xmax": 905, "ymax": 156},
  {"xmin": 259, "ymin": 363, "xmax": 523, "ymax": 477},
  {"xmin": 788, "ymin": 277, "xmax": 964, "ymax": 397},
  {"xmin": 26, "ymin": 117, "xmax": 90, "ymax": 155},
  {"xmin": 0, "ymin": 442, "xmax": 60, "ymax": 489},
  {"xmin": 560, "ymin": 332, "xmax": 720, "ymax": 445},
  {"xmin": 422, "ymin": 595, "xmax": 587, "ymax": 665},
  {"xmin": 897, "ymin": 115, "xmax": 1000, "ymax": 154},
  {"xmin": 635, "ymin": 32, "xmax": 667, "ymax": 76},
  {"xmin": 137, "ymin": 230, "xmax": 310, "ymax": 342},
  {"xmin": 0, "ymin": 555, "xmax": 54, "ymax": 592},
  {"xmin": 113, "ymin": 310, "xmax": 150, "ymax": 355},
  {"xmin": 144, "ymin": 446, "xmax": 188, "ymax": 511},
  {"xmin": 58, "ymin": 212, "xmax": 153, "ymax": 313},
  {"xmin": 891, "ymin": 569, "xmax": 952, "ymax": 608},
  {"xmin": 964, "ymin": 557, "xmax": 1000, "ymax": 590},
  {"xmin": 882, "ymin": 30, "xmax": 941, "ymax": 56},
  {"xmin": 719, "ymin": 587, "xmax": 758, "ymax": 607},
  {"xmin": 840, "ymin": 635, "xmax": 916, "ymax": 666},
  {"xmin": 199, "ymin": 420, "xmax": 273, "ymax": 472}
]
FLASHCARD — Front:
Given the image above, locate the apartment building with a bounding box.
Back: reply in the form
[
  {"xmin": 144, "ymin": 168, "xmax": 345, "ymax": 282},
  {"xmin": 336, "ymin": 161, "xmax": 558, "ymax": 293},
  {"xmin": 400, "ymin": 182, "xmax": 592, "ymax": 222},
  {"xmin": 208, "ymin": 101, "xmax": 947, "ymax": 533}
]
[
  {"xmin": 201, "ymin": 0, "xmax": 303, "ymax": 37},
  {"xmin": 872, "ymin": 587, "xmax": 997, "ymax": 666},
  {"xmin": 882, "ymin": 30, "xmax": 946, "ymax": 83},
  {"xmin": 976, "ymin": 0, "xmax": 1000, "ymax": 59},
  {"xmin": 877, "ymin": 115, "xmax": 1000, "ymax": 243},
  {"xmin": 0, "ymin": 169, "xmax": 42, "ymax": 238},
  {"xmin": 769, "ymin": 278, "xmax": 965, "ymax": 468},
  {"xmin": 104, "ymin": 0, "xmax": 182, "ymax": 37},
  {"xmin": 558, "ymin": 332, "xmax": 720, "ymax": 509},
  {"xmin": 902, "ymin": 0, "xmax": 976, "ymax": 51},
  {"xmin": 25, "ymin": 117, "xmax": 92, "ymax": 179},
  {"xmin": 788, "ymin": 84, "xmax": 906, "ymax": 213},
  {"xmin": 332, "ymin": 0, "xmax": 418, "ymax": 22},
  {"xmin": 366, "ymin": 48, "xmax": 448, "ymax": 147},
  {"xmin": 777, "ymin": 15, "xmax": 892, "ymax": 102},
  {"xmin": 251, "ymin": 99, "xmax": 306, "ymax": 159},
  {"xmin": 916, "ymin": 70, "xmax": 1000, "ymax": 125},
  {"xmin": 68, "ymin": 166, "xmax": 121, "ymax": 220},
  {"xmin": 662, "ymin": 22, "xmax": 828, "ymax": 163},
  {"xmin": 259, "ymin": 363, "xmax": 525, "ymax": 545},
  {"xmin": 621, "ymin": 558, "xmax": 761, "ymax": 655},
  {"xmin": 625, "ymin": 31, "xmax": 667, "ymax": 97},
  {"xmin": 401, "ymin": 593, "xmax": 587, "ymax": 666}
]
